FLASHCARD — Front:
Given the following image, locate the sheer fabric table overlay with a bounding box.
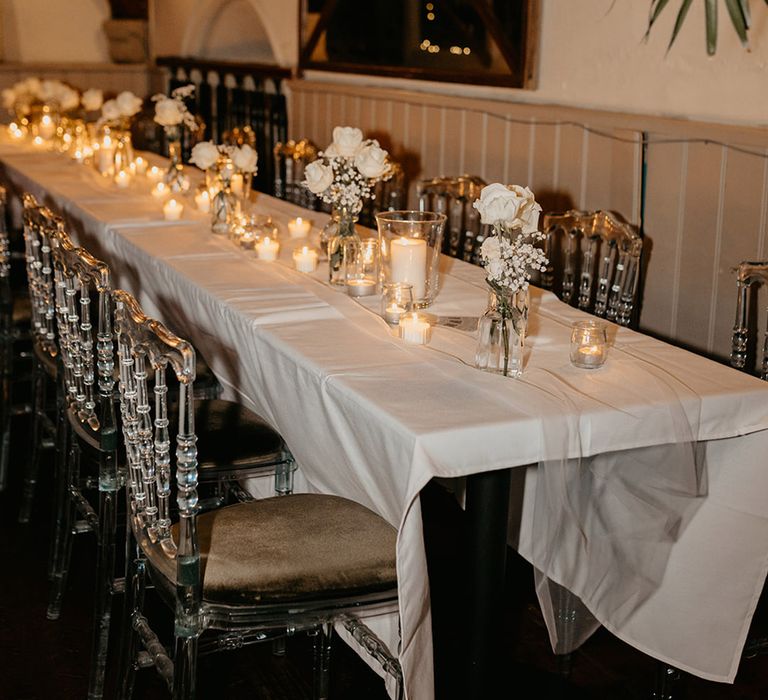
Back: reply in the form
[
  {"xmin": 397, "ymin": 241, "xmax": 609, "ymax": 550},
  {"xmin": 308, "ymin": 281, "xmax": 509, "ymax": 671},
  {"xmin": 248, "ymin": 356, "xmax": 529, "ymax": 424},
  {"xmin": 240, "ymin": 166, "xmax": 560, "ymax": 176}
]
[{"xmin": 2, "ymin": 139, "xmax": 768, "ymax": 698}]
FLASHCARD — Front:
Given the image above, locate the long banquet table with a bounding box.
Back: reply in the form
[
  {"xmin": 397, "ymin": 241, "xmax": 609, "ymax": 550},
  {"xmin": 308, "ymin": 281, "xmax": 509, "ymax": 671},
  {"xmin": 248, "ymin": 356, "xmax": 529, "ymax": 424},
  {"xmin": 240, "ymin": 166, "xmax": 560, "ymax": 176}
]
[{"xmin": 3, "ymin": 140, "xmax": 768, "ymax": 699}]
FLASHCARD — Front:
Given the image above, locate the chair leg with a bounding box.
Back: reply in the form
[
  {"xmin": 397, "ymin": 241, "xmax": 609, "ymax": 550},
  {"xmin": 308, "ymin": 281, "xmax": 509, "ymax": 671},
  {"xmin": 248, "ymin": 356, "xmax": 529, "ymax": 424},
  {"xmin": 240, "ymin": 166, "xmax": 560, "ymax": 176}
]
[
  {"xmin": 117, "ymin": 544, "xmax": 146, "ymax": 700},
  {"xmin": 311, "ymin": 622, "xmax": 333, "ymax": 700},
  {"xmin": 651, "ymin": 662, "xmax": 684, "ymax": 700},
  {"xmin": 173, "ymin": 633, "xmax": 199, "ymax": 700},
  {"xmin": 47, "ymin": 415, "xmax": 70, "ymax": 580},
  {"xmin": 87, "ymin": 485, "xmax": 118, "ymax": 700},
  {"xmin": 18, "ymin": 361, "xmax": 47, "ymax": 523},
  {"xmin": 0, "ymin": 333, "xmax": 12, "ymax": 493},
  {"xmin": 46, "ymin": 436, "xmax": 78, "ymax": 620}
]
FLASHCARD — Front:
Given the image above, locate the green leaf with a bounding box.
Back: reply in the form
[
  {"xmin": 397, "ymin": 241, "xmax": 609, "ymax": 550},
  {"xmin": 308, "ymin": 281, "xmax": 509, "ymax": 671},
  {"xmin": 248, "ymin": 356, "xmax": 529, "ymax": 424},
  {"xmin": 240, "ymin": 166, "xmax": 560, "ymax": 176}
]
[
  {"xmin": 645, "ymin": 0, "xmax": 672, "ymax": 40},
  {"xmin": 725, "ymin": 0, "xmax": 750, "ymax": 46},
  {"xmin": 705, "ymin": 0, "xmax": 718, "ymax": 55},
  {"xmin": 738, "ymin": 0, "xmax": 751, "ymax": 28},
  {"xmin": 667, "ymin": 0, "xmax": 694, "ymax": 52}
]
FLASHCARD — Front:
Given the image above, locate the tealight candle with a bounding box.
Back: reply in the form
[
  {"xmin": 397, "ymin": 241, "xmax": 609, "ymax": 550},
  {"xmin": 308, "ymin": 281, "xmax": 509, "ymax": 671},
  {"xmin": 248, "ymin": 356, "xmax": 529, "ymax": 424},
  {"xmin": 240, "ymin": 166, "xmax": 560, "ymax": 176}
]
[
  {"xmin": 9, "ymin": 126, "xmax": 23, "ymax": 140},
  {"xmin": 132, "ymin": 156, "xmax": 148, "ymax": 176},
  {"xmin": 147, "ymin": 165, "xmax": 163, "ymax": 184},
  {"xmin": 287, "ymin": 217, "xmax": 312, "ymax": 238},
  {"xmin": 163, "ymin": 198, "xmax": 183, "ymax": 221},
  {"xmin": 381, "ymin": 282, "xmax": 414, "ymax": 325},
  {"xmin": 114, "ymin": 169, "xmax": 131, "ymax": 189},
  {"xmin": 569, "ymin": 320, "xmax": 608, "ymax": 369},
  {"xmin": 194, "ymin": 189, "xmax": 211, "ymax": 213},
  {"xmin": 255, "ymin": 236, "xmax": 280, "ymax": 261},
  {"xmin": 39, "ymin": 114, "xmax": 55, "ymax": 140},
  {"xmin": 384, "ymin": 303, "xmax": 406, "ymax": 325},
  {"xmin": 292, "ymin": 246, "xmax": 318, "ymax": 272},
  {"xmin": 151, "ymin": 182, "xmax": 169, "ymax": 199},
  {"xmin": 346, "ymin": 279, "xmax": 377, "ymax": 297},
  {"xmin": 399, "ymin": 312, "xmax": 430, "ymax": 345}
]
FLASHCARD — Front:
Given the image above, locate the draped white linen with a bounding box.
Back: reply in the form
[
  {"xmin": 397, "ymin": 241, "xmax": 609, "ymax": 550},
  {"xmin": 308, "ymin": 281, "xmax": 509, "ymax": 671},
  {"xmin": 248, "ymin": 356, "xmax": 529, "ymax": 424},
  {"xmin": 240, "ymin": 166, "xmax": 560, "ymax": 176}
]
[{"xmin": 3, "ymin": 142, "xmax": 768, "ymax": 698}]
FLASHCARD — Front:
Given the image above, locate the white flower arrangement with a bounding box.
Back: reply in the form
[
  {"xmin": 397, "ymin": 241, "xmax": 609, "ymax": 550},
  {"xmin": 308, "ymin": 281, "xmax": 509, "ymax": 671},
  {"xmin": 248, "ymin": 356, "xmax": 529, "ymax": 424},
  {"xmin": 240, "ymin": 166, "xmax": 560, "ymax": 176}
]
[
  {"xmin": 189, "ymin": 141, "xmax": 258, "ymax": 175},
  {"xmin": 151, "ymin": 84, "xmax": 198, "ymax": 131},
  {"xmin": 303, "ymin": 126, "xmax": 392, "ymax": 210},
  {"xmin": 474, "ymin": 183, "xmax": 548, "ymax": 295},
  {"xmin": 99, "ymin": 90, "xmax": 143, "ymax": 126},
  {"xmin": 80, "ymin": 88, "xmax": 103, "ymax": 113},
  {"xmin": 2, "ymin": 77, "xmax": 80, "ymax": 114}
]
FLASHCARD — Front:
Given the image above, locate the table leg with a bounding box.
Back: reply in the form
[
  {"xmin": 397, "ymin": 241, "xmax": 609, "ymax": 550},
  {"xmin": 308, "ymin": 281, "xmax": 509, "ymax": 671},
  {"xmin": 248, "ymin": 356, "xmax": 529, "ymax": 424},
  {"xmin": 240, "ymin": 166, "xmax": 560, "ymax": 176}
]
[{"xmin": 465, "ymin": 468, "xmax": 512, "ymax": 699}]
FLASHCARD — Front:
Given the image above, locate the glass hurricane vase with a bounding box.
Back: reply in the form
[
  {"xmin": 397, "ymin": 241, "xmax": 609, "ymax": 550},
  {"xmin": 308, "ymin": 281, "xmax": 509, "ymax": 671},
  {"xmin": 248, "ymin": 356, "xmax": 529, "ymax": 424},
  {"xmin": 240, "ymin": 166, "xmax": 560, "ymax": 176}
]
[
  {"xmin": 210, "ymin": 155, "xmax": 237, "ymax": 236},
  {"xmin": 475, "ymin": 287, "xmax": 529, "ymax": 377},
  {"xmin": 322, "ymin": 204, "xmax": 361, "ymax": 286}
]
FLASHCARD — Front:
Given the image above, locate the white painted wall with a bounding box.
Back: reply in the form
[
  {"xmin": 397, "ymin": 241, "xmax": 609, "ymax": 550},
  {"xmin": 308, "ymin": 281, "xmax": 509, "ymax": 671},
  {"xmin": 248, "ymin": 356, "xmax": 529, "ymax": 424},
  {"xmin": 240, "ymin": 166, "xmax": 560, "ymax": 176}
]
[{"xmin": 2, "ymin": 0, "xmax": 110, "ymax": 62}]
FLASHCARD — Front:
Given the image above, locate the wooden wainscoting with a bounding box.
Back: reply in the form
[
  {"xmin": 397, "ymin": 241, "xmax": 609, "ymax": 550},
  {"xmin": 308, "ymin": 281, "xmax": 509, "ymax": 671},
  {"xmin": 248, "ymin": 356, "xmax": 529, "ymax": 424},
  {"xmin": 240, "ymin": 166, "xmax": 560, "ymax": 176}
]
[{"xmin": 287, "ymin": 79, "xmax": 768, "ymax": 366}]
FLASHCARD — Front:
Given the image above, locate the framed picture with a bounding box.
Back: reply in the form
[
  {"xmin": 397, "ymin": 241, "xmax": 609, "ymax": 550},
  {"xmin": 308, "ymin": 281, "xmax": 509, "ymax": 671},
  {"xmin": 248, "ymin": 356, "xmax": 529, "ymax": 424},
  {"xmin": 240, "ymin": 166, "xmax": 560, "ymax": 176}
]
[{"xmin": 300, "ymin": 0, "xmax": 539, "ymax": 88}]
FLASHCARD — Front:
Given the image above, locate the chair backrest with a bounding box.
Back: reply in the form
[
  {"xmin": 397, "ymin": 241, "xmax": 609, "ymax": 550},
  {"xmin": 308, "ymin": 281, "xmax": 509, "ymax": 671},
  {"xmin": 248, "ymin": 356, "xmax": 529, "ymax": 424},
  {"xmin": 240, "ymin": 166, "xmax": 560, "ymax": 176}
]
[
  {"xmin": 273, "ymin": 138, "xmax": 319, "ymax": 208},
  {"xmin": 540, "ymin": 210, "xmax": 642, "ymax": 327},
  {"xmin": 416, "ymin": 175, "xmax": 487, "ymax": 264},
  {"xmin": 48, "ymin": 211, "xmax": 117, "ymax": 453},
  {"xmin": 22, "ymin": 193, "xmax": 57, "ymax": 359},
  {"xmin": 731, "ymin": 260, "xmax": 768, "ymax": 380},
  {"xmin": 360, "ymin": 162, "xmax": 407, "ymax": 229},
  {"xmin": 114, "ymin": 288, "xmax": 198, "ymax": 580}
]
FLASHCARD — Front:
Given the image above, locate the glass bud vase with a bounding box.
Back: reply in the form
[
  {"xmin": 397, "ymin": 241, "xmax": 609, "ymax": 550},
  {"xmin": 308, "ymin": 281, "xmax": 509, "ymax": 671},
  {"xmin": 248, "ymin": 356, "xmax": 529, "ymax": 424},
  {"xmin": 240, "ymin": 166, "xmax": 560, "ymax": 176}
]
[
  {"xmin": 112, "ymin": 119, "xmax": 134, "ymax": 174},
  {"xmin": 210, "ymin": 156, "xmax": 237, "ymax": 236},
  {"xmin": 163, "ymin": 124, "xmax": 186, "ymax": 193},
  {"xmin": 475, "ymin": 288, "xmax": 529, "ymax": 377},
  {"xmin": 323, "ymin": 204, "xmax": 361, "ymax": 286}
]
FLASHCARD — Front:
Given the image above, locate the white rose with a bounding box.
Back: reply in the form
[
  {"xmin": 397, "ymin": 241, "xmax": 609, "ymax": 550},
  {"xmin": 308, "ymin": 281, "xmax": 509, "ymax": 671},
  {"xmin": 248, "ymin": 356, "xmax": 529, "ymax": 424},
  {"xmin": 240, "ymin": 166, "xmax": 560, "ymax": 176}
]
[
  {"xmin": 37, "ymin": 80, "xmax": 59, "ymax": 102},
  {"xmin": 304, "ymin": 160, "xmax": 334, "ymax": 194},
  {"xmin": 59, "ymin": 86, "xmax": 80, "ymax": 112},
  {"xmin": 232, "ymin": 144, "xmax": 258, "ymax": 173},
  {"xmin": 101, "ymin": 99, "xmax": 120, "ymax": 122},
  {"xmin": 153, "ymin": 96, "xmax": 183, "ymax": 126},
  {"xmin": 189, "ymin": 141, "xmax": 220, "ymax": 170},
  {"xmin": 330, "ymin": 126, "xmax": 363, "ymax": 157},
  {"xmin": 354, "ymin": 141, "xmax": 389, "ymax": 179},
  {"xmin": 2, "ymin": 89, "xmax": 16, "ymax": 109},
  {"xmin": 81, "ymin": 88, "xmax": 103, "ymax": 112},
  {"xmin": 116, "ymin": 91, "xmax": 143, "ymax": 118},
  {"xmin": 473, "ymin": 183, "xmax": 541, "ymax": 233},
  {"xmin": 21, "ymin": 77, "xmax": 41, "ymax": 99}
]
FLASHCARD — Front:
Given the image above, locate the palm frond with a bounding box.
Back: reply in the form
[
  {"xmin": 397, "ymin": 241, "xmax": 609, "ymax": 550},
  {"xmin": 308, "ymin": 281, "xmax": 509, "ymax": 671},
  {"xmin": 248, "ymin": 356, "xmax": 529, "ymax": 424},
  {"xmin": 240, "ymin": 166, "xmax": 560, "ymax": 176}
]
[
  {"xmin": 705, "ymin": 0, "xmax": 718, "ymax": 54},
  {"xmin": 667, "ymin": 0, "xmax": 694, "ymax": 52}
]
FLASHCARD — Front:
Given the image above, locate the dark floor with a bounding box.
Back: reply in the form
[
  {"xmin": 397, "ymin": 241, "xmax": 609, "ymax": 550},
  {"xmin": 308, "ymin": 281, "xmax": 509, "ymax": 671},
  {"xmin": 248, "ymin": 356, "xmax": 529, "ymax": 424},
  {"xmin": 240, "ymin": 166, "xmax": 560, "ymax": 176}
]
[{"xmin": 2, "ymin": 411, "xmax": 768, "ymax": 699}]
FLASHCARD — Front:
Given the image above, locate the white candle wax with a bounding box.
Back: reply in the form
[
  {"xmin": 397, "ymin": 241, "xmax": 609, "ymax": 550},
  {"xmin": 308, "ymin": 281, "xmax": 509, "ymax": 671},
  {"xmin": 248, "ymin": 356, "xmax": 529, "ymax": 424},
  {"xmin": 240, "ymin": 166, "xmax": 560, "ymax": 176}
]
[
  {"xmin": 575, "ymin": 344, "xmax": 606, "ymax": 367},
  {"xmin": 133, "ymin": 156, "xmax": 148, "ymax": 175},
  {"xmin": 292, "ymin": 246, "xmax": 318, "ymax": 272},
  {"xmin": 151, "ymin": 182, "xmax": 169, "ymax": 200},
  {"xmin": 390, "ymin": 237, "xmax": 427, "ymax": 301},
  {"xmin": 147, "ymin": 165, "xmax": 163, "ymax": 184},
  {"xmin": 346, "ymin": 279, "xmax": 377, "ymax": 297},
  {"xmin": 230, "ymin": 173, "xmax": 244, "ymax": 196},
  {"xmin": 96, "ymin": 139, "xmax": 114, "ymax": 175},
  {"xmin": 39, "ymin": 115, "xmax": 55, "ymax": 140},
  {"xmin": 194, "ymin": 190, "xmax": 211, "ymax": 213},
  {"xmin": 399, "ymin": 313, "xmax": 430, "ymax": 345},
  {"xmin": 384, "ymin": 303, "xmax": 405, "ymax": 325},
  {"xmin": 255, "ymin": 236, "xmax": 280, "ymax": 261},
  {"xmin": 163, "ymin": 198, "xmax": 183, "ymax": 221},
  {"xmin": 287, "ymin": 217, "xmax": 312, "ymax": 238},
  {"xmin": 114, "ymin": 170, "xmax": 131, "ymax": 189}
]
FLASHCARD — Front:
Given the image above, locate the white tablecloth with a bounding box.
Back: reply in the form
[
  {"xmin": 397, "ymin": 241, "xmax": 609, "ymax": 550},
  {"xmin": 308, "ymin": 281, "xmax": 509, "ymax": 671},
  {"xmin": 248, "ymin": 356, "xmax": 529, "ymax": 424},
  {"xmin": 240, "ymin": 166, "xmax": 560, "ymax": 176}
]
[{"xmin": 3, "ymin": 143, "xmax": 768, "ymax": 697}]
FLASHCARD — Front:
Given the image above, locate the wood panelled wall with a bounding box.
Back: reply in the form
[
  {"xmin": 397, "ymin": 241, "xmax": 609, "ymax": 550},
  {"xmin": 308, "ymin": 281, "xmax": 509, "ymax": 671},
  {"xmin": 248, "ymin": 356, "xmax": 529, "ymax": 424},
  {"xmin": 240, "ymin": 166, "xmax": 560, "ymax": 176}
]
[{"xmin": 288, "ymin": 79, "xmax": 768, "ymax": 365}]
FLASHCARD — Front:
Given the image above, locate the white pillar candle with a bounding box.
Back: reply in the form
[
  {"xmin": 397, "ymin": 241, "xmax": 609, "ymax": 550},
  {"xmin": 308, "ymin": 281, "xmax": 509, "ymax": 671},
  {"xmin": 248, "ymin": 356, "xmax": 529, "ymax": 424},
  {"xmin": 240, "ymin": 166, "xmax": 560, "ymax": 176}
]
[
  {"xmin": 194, "ymin": 190, "xmax": 211, "ymax": 213},
  {"xmin": 114, "ymin": 170, "xmax": 131, "ymax": 189},
  {"xmin": 287, "ymin": 217, "xmax": 312, "ymax": 238},
  {"xmin": 96, "ymin": 139, "xmax": 115, "ymax": 175},
  {"xmin": 399, "ymin": 312, "xmax": 430, "ymax": 345},
  {"xmin": 163, "ymin": 198, "xmax": 183, "ymax": 221},
  {"xmin": 390, "ymin": 237, "xmax": 427, "ymax": 301},
  {"xmin": 39, "ymin": 115, "xmax": 55, "ymax": 140},
  {"xmin": 147, "ymin": 165, "xmax": 163, "ymax": 184},
  {"xmin": 230, "ymin": 173, "xmax": 244, "ymax": 196},
  {"xmin": 255, "ymin": 236, "xmax": 280, "ymax": 261},
  {"xmin": 292, "ymin": 246, "xmax": 318, "ymax": 272},
  {"xmin": 133, "ymin": 156, "xmax": 148, "ymax": 175}
]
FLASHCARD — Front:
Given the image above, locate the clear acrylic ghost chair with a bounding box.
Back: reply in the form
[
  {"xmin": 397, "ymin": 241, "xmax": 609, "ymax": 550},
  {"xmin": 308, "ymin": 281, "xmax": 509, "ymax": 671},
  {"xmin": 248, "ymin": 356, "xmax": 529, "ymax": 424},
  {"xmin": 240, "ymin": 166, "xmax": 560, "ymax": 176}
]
[
  {"xmin": 18, "ymin": 193, "xmax": 61, "ymax": 523},
  {"xmin": 360, "ymin": 162, "xmax": 407, "ymax": 229},
  {"xmin": 113, "ymin": 288, "xmax": 401, "ymax": 700},
  {"xmin": 540, "ymin": 210, "xmax": 643, "ymax": 327},
  {"xmin": 731, "ymin": 260, "xmax": 768, "ymax": 380},
  {"xmin": 416, "ymin": 175, "xmax": 488, "ymax": 264},
  {"xmin": 273, "ymin": 138, "xmax": 319, "ymax": 209}
]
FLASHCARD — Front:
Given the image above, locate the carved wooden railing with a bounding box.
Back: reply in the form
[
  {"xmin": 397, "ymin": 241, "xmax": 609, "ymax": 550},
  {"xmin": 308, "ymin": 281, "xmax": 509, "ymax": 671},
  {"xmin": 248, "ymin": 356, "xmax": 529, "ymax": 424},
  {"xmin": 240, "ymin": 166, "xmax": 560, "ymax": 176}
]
[{"xmin": 155, "ymin": 57, "xmax": 291, "ymax": 194}]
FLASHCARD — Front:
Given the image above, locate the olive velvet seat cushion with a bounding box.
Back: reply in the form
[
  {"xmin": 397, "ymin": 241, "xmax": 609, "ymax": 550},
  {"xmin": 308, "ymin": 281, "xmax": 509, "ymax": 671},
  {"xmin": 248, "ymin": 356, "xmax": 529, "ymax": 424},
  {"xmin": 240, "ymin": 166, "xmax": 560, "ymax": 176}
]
[{"xmin": 171, "ymin": 494, "xmax": 397, "ymax": 605}]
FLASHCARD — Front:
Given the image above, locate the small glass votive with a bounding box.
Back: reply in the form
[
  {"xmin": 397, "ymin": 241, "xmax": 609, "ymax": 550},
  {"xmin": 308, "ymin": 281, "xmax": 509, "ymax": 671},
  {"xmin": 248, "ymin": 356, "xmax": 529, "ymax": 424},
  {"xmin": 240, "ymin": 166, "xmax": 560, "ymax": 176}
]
[
  {"xmin": 293, "ymin": 245, "xmax": 319, "ymax": 272},
  {"xmin": 345, "ymin": 237, "xmax": 380, "ymax": 297},
  {"xmin": 399, "ymin": 311, "xmax": 431, "ymax": 345},
  {"xmin": 287, "ymin": 216, "xmax": 312, "ymax": 238},
  {"xmin": 570, "ymin": 320, "xmax": 608, "ymax": 369},
  {"xmin": 381, "ymin": 283, "xmax": 414, "ymax": 325},
  {"xmin": 255, "ymin": 236, "xmax": 280, "ymax": 261}
]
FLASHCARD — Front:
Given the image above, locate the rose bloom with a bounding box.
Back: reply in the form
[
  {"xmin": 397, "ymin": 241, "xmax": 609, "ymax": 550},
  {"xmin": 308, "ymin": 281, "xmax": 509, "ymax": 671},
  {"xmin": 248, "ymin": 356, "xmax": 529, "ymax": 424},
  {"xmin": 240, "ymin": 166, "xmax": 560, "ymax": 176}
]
[
  {"xmin": 232, "ymin": 144, "xmax": 258, "ymax": 173},
  {"xmin": 2, "ymin": 89, "xmax": 16, "ymax": 109},
  {"xmin": 473, "ymin": 183, "xmax": 541, "ymax": 233},
  {"xmin": 330, "ymin": 126, "xmax": 363, "ymax": 157},
  {"xmin": 81, "ymin": 88, "xmax": 103, "ymax": 112},
  {"xmin": 59, "ymin": 86, "xmax": 81, "ymax": 112},
  {"xmin": 189, "ymin": 141, "xmax": 220, "ymax": 170},
  {"xmin": 116, "ymin": 91, "xmax": 143, "ymax": 118},
  {"xmin": 354, "ymin": 141, "xmax": 389, "ymax": 179},
  {"xmin": 154, "ymin": 96, "xmax": 183, "ymax": 126},
  {"xmin": 101, "ymin": 99, "xmax": 120, "ymax": 122},
  {"xmin": 304, "ymin": 160, "xmax": 334, "ymax": 194}
]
